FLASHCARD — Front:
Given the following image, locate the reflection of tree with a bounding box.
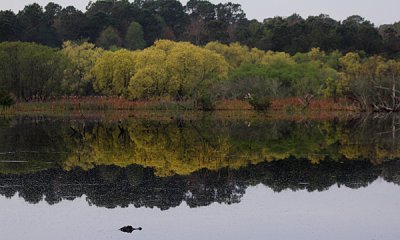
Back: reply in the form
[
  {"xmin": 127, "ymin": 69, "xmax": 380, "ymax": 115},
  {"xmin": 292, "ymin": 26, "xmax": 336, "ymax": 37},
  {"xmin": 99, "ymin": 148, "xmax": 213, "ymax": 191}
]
[
  {"xmin": 0, "ymin": 117, "xmax": 68, "ymax": 174},
  {"xmin": 0, "ymin": 117, "xmax": 69, "ymax": 154},
  {"xmin": 63, "ymin": 119, "xmax": 233, "ymax": 176},
  {"xmin": 1, "ymin": 116, "xmax": 400, "ymax": 209},
  {"xmin": 339, "ymin": 115, "xmax": 400, "ymax": 164},
  {"xmin": 2, "ymin": 115, "xmax": 400, "ymax": 176},
  {"xmin": 1, "ymin": 160, "xmax": 399, "ymax": 209},
  {"xmin": 382, "ymin": 160, "xmax": 400, "ymax": 185},
  {"xmin": 62, "ymin": 116, "xmax": 400, "ymax": 175}
]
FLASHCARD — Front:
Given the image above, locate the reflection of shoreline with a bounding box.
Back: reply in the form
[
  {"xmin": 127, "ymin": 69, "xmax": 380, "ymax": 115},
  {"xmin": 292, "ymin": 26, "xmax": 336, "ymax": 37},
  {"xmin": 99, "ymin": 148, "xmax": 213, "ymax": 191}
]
[
  {"xmin": 1, "ymin": 115, "xmax": 400, "ymax": 209},
  {"xmin": 2, "ymin": 115, "xmax": 400, "ymax": 176},
  {"xmin": 3, "ymin": 110, "xmax": 359, "ymax": 122},
  {"xmin": 61, "ymin": 115, "xmax": 400, "ymax": 175},
  {"xmin": 1, "ymin": 160, "xmax": 399, "ymax": 209}
]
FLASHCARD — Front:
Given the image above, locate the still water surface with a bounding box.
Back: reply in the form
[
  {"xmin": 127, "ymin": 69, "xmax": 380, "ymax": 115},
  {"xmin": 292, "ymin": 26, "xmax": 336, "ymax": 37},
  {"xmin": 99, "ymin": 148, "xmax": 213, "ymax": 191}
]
[{"xmin": 0, "ymin": 114, "xmax": 399, "ymax": 240}]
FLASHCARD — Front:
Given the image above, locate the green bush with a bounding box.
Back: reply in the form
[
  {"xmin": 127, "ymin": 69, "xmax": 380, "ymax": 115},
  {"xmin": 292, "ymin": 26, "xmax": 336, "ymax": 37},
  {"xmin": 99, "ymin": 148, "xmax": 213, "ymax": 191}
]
[
  {"xmin": 0, "ymin": 92, "xmax": 15, "ymax": 108},
  {"xmin": 248, "ymin": 96, "xmax": 271, "ymax": 111},
  {"xmin": 196, "ymin": 94, "xmax": 216, "ymax": 111},
  {"xmin": 284, "ymin": 105, "xmax": 296, "ymax": 114}
]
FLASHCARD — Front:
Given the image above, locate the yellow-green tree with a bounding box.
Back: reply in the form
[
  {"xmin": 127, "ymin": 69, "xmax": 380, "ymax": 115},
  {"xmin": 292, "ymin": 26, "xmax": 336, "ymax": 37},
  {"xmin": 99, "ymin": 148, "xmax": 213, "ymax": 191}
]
[
  {"xmin": 376, "ymin": 60, "xmax": 400, "ymax": 111},
  {"xmin": 129, "ymin": 47, "xmax": 171, "ymax": 99},
  {"xmin": 262, "ymin": 51, "xmax": 295, "ymax": 66},
  {"xmin": 340, "ymin": 53, "xmax": 400, "ymax": 111},
  {"xmin": 205, "ymin": 41, "xmax": 262, "ymax": 69},
  {"xmin": 166, "ymin": 41, "xmax": 229, "ymax": 99},
  {"xmin": 128, "ymin": 40, "xmax": 229, "ymax": 100},
  {"xmin": 152, "ymin": 39, "xmax": 178, "ymax": 53},
  {"xmin": 62, "ymin": 41, "xmax": 104, "ymax": 95},
  {"xmin": 93, "ymin": 49, "xmax": 137, "ymax": 96},
  {"xmin": 339, "ymin": 52, "xmax": 362, "ymax": 90}
]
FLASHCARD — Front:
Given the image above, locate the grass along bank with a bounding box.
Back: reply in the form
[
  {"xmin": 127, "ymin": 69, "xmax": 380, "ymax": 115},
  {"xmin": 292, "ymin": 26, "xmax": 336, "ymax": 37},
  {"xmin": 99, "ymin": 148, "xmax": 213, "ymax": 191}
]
[{"xmin": 1, "ymin": 96, "xmax": 356, "ymax": 116}]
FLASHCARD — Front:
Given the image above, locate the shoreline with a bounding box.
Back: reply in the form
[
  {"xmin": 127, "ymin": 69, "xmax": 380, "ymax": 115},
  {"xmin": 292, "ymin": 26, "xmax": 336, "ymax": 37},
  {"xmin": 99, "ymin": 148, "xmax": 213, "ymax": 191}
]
[
  {"xmin": 0, "ymin": 97, "xmax": 365, "ymax": 122},
  {"xmin": 1, "ymin": 97, "xmax": 357, "ymax": 112}
]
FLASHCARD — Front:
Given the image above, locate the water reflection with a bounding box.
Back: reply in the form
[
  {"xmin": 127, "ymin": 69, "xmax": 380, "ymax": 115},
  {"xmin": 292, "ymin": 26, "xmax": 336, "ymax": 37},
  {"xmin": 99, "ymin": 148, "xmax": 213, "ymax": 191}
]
[{"xmin": 0, "ymin": 114, "xmax": 400, "ymax": 209}]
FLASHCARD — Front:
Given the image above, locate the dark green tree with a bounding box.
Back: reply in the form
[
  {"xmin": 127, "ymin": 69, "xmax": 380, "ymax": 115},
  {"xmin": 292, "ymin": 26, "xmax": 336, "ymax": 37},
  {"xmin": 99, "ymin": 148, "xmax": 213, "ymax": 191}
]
[
  {"xmin": 17, "ymin": 3, "xmax": 59, "ymax": 46},
  {"xmin": 142, "ymin": 0, "xmax": 189, "ymax": 39},
  {"xmin": 96, "ymin": 26, "xmax": 123, "ymax": 50},
  {"xmin": 53, "ymin": 6, "xmax": 87, "ymax": 42},
  {"xmin": 0, "ymin": 10, "xmax": 20, "ymax": 41},
  {"xmin": 339, "ymin": 15, "xmax": 382, "ymax": 54},
  {"xmin": 184, "ymin": 0, "xmax": 216, "ymax": 44},
  {"xmin": 0, "ymin": 42, "xmax": 67, "ymax": 100},
  {"xmin": 381, "ymin": 27, "xmax": 400, "ymax": 58},
  {"xmin": 125, "ymin": 21, "xmax": 147, "ymax": 50}
]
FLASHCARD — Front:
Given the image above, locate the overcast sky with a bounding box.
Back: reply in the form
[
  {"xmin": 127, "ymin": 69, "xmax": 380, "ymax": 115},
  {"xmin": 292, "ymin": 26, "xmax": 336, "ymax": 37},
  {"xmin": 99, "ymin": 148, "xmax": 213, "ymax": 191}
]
[{"xmin": 1, "ymin": 0, "xmax": 399, "ymax": 26}]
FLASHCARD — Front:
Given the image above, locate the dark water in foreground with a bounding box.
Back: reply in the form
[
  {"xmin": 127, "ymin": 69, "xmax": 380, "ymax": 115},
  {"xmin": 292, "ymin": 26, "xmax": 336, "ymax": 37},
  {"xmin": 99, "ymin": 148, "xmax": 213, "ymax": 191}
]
[{"xmin": 0, "ymin": 114, "xmax": 400, "ymax": 240}]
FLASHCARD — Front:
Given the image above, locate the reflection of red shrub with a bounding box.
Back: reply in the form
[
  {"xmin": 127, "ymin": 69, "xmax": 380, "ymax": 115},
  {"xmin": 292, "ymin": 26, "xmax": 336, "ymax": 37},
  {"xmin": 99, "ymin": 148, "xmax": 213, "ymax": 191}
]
[
  {"xmin": 215, "ymin": 100, "xmax": 252, "ymax": 110},
  {"xmin": 271, "ymin": 97, "xmax": 356, "ymax": 111},
  {"xmin": 14, "ymin": 96, "xmax": 357, "ymax": 113}
]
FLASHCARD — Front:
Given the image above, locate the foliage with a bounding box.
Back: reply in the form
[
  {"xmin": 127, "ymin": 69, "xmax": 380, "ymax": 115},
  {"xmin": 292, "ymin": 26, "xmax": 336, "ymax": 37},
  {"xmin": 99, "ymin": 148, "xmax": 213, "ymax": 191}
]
[
  {"xmin": 93, "ymin": 49, "xmax": 137, "ymax": 97},
  {"xmin": 165, "ymin": 41, "xmax": 229, "ymax": 99},
  {"xmin": 125, "ymin": 21, "xmax": 147, "ymax": 50},
  {"xmin": 0, "ymin": 91, "xmax": 14, "ymax": 108},
  {"xmin": 339, "ymin": 53, "xmax": 400, "ymax": 111},
  {"xmin": 227, "ymin": 64, "xmax": 284, "ymax": 99},
  {"xmin": 226, "ymin": 49, "xmax": 338, "ymax": 108},
  {"xmin": 129, "ymin": 46, "xmax": 170, "ymax": 99},
  {"xmin": 0, "ymin": 1, "xmax": 396, "ymax": 56},
  {"xmin": 205, "ymin": 42, "xmax": 262, "ymax": 69},
  {"xmin": 61, "ymin": 41, "xmax": 104, "ymax": 95},
  {"xmin": 96, "ymin": 26, "xmax": 123, "ymax": 50},
  {"xmin": 196, "ymin": 93, "xmax": 216, "ymax": 111},
  {"xmin": 0, "ymin": 38, "xmax": 399, "ymax": 112},
  {"xmin": 130, "ymin": 40, "xmax": 229, "ymax": 101},
  {"xmin": 248, "ymin": 95, "xmax": 271, "ymax": 111},
  {"xmin": 0, "ymin": 41, "xmax": 67, "ymax": 100}
]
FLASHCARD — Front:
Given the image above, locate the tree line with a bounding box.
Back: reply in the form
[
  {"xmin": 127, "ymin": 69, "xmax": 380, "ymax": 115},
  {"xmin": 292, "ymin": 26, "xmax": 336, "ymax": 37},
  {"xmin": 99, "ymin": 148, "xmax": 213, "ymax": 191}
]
[
  {"xmin": 1, "ymin": 39, "xmax": 400, "ymax": 111},
  {"xmin": 1, "ymin": 0, "xmax": 400, "ymax": 57},
  {"xmin": 2, "ymin": 160, "xmax": 397, "ymax": 208},
  {"xmin": 2, "ymin": 116, "xmax": 400, "ymax": 208},
  {"xmin": 3, "ymin": 115, "xmax": 397, "ymax": 177}
]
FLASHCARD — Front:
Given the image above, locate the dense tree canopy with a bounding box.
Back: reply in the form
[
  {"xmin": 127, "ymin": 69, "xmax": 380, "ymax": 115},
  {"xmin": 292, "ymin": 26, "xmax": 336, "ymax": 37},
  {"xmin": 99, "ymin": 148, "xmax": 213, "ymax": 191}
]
[
  {"xmin": 0, "ymin": 0, "xmax": 398, "ymax": 56},
  {"xmin": 339, "ymin": 53, "xmax": 400, "ymax": 111},
  {"xmin": 1, "ymin": 2, "xmax": 400, "ymax": 111},
  {"xmin": 61, "ymin": 41, "xmax": 104, "ymax": 95},
  {"xmin": 0, "ymin": 39, "xmax": 399, "ymax": 112},
  {"xmin": 125, "ymin": 21, "xmax": 147, "ymax": 50},
  {"xmin": 0, "ymin": 42, "xmax": 67, "ymax": 100},
  {"xmin": 93, "ymin": 49, "xmax": 137, "ymax": 96},
  {"xmin": 96, "ymin": 26, "xmax": 123, "ymax": 50}
]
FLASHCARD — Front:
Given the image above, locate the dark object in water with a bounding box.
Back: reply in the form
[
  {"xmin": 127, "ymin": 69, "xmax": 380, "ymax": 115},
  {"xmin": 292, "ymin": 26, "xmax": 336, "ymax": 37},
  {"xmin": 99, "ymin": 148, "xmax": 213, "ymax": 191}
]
[{"xmin": 120, "ymin": 226, "xmax": 143, "ymax": 233}]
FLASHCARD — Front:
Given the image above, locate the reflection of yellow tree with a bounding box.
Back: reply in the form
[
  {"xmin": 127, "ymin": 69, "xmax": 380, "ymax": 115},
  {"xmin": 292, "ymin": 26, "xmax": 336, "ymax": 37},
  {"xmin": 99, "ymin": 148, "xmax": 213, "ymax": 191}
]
[
  {"xmin": 338, "ymin": 117, "xmax": 400, "ymax": 165},
  {"xmin": 4, "ymin": 117, "xmax": 400, "ymax": 177},
  {"xmin": 61, "ymin": 118, "xmax": 400, "ymax": 177},
  {"xmin": 231, "ymin": 121, "xmax": 342, "ymax": 165},
  {"xmin": 340, "ymin": 138, "xmax": 400, "ymax": 165},
  {"xmin": 64, "ymin": 121, "xmax": 236, "ymax": 176}
]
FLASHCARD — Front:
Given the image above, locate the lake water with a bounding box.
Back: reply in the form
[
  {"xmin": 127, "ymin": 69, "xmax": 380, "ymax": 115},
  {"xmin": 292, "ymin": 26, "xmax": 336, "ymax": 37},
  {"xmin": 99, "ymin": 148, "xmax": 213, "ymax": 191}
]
[{"xmin": 0, "ymin": 113, "xmax": 400, "ymax": 240}]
